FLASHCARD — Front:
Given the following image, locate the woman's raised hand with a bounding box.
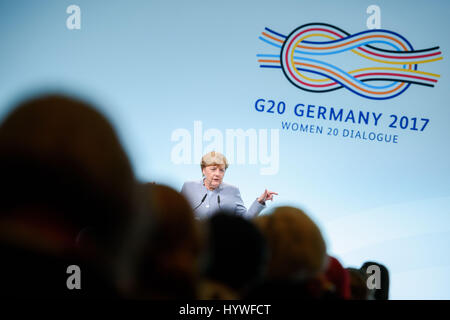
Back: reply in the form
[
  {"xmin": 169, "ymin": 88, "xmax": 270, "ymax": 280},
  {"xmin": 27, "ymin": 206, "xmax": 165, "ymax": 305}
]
[{"xmin": 258, "ymin": 189, "xmax": 278, "ymax": 204}]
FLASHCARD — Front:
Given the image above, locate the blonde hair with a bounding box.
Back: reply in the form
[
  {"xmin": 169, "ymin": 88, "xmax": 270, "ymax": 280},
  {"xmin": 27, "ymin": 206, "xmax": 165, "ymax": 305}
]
[
  {"xmin": 253, "ymin": 206, "xmax": 327, "ymax": 280},
  {"xmin": 200, "ymin": 151, "xmax": 229, "ymax": 171}
]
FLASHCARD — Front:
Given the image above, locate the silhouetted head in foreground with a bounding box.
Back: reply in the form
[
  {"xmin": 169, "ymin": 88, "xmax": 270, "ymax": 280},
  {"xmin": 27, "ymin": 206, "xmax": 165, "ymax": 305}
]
[
  {"xmin": 202, "ymin": 211, "xmax": 268, "ymax": 298},
  {"xmin": 254, "ymin": 206, "xmax": 327, "ymax": 280},
  {"xmin": 323, "ymin": 255, "xmax": 351, "ymax": 299},
  {"xmin": 360, "ymin": 261, "xmax": 389, "ymax": 300},
  {"xmin": 123, "ymin": 183, "xmax": 203, "ymax": 299},
  {"xmin": 0, "ymin": 94, "xmax": 137, "ymax": 297},
  {"xmin": 249, "ymin": 206, "xmax": 328, "ymax": 299},
  {"xmin": 347, "ymin": 267, "xmax": 369, "ymax": 300}
]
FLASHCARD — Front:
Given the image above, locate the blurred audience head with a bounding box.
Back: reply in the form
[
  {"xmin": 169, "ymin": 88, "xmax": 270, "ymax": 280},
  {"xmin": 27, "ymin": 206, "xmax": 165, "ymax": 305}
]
[
  {"xmin": 123, "ymin": 183, "xmax": 203, "ymax": 299},
  {"xmin": 323, "ymin": 255, "xmax": 351, "ymax": 299},
  {"xmin": 202, "ymin": 211, "xmax": 268, "ymax": 298},
  {"xmin": 0, "ymin": 93, "xmax": 137, "ymax": 296},
  {"xmin": 253, "ymin": 206, "xmax": 327, "ymax": 281},
  {"xmin": 347, "ymin": 267, "xmax": 369, "ymax": 300},
  {"xmin": 360, "ymin": 261, "xmax": 389, "ymax": 300}
]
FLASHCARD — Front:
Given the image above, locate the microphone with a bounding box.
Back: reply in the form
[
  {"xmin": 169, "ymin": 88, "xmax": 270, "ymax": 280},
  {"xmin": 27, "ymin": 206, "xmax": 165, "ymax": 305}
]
[
  {"xmin": 217, "ymin": 195, "xmax": 221, "ymax": 210},
  {"xmin": 193, "ymin": 193, "xmax": 208, "ymax": 211}
]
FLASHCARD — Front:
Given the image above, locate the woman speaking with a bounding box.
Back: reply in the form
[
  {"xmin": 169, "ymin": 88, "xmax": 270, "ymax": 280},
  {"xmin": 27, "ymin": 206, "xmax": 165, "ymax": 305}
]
[{"xmin": 181, "ymin": 151, "xmax": 277, "ymax": 219}]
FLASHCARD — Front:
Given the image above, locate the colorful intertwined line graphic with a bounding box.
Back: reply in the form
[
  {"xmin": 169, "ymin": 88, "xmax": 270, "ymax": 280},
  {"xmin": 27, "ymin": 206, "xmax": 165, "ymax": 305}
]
[{"xmin": 257, "ymin": 23, "xmax": 443, "ymax": 100}]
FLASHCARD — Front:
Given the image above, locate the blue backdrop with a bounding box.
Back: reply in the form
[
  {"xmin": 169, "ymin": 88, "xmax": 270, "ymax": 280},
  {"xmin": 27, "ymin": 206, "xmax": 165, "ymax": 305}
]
[{"xmin": 1, "ymin": 0, "xmax": 449, "ymax": 299}]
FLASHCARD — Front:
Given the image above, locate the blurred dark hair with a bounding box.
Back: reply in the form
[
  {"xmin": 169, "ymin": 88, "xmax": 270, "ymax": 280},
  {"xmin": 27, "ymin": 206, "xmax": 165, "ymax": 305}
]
[
  {"xmin": 204, "ymin": 211, "xmax": 268, "ymax": 294},
  {"xmin": 347, "ymin": 268, "xmax": 369, "ymax": 300},
  {"xmin": 360, "ymin": 261, "xmax": 389, "ymax": 300},
  {"xmin": 125, "ymin": 183, "xmax": 202, "ymax": 299},
  {"xmin": 0, "ymin": 94, "xmax": 136, "ymax": 254}
]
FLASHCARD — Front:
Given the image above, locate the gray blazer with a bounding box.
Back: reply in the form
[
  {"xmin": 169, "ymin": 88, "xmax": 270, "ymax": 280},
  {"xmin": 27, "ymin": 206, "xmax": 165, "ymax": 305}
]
[{"xmin": 181, "ymin": 180, "xmax": 265, "ymax": 219}]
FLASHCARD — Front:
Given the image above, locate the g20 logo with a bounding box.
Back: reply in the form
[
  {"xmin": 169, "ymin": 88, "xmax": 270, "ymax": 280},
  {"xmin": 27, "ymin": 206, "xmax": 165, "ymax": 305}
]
[{"xmin": 257, "ymin": 23, "xmax": 443, "ymax": 100}]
